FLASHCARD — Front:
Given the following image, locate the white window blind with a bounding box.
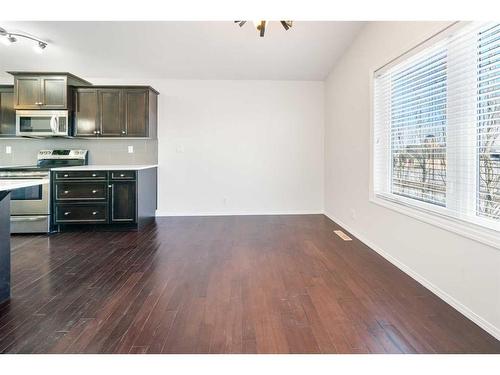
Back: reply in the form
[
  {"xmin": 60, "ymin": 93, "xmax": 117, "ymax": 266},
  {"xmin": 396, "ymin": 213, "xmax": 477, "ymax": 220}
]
[{"xmin": 374, "ymin": 22, "xmax": 500, "ymax": 232}]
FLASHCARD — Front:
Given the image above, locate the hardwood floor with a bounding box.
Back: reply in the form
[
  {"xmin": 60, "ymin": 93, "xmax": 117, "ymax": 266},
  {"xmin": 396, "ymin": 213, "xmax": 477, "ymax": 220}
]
[{"xmin": 0, "ymin": 215, "xmax": 499, "ymax": 354}]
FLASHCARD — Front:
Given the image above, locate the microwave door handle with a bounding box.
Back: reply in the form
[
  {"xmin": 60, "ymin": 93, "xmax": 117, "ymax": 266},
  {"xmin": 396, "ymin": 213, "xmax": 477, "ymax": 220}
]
[{"xmin": 50, "ymin": 115, "xmax": 58, "ymax": 134}]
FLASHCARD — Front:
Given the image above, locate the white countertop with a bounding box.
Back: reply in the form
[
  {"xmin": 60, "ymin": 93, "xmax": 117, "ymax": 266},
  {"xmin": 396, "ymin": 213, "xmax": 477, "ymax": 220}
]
[
  {"xmin": 0, "ymin": 179, "xmax": 49, "ymax": 192},
  {"xmin": 51, "ymin": 164, "xmax": 158, "ymax": 171}
]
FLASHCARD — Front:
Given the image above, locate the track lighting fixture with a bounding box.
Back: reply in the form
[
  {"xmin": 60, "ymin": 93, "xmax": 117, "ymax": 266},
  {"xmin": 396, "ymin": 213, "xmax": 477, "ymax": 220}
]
[
  {"xmin": 235, "ymin": 20, "xmax": 293, "ymax": 37},
  {"xmin": 0, "ymin": 26, "xmax": 48, "ymax": 52}
]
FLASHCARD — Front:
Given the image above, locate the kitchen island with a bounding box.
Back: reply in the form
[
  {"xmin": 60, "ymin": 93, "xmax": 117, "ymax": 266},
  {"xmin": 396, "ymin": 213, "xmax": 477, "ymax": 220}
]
[
  {"xmin": 0, "ymin": 179, "xmax": 49, "ymax": 303},
  {"xmin": 50, "ymin": 165, "xmax": 157, "ymax": 231}
]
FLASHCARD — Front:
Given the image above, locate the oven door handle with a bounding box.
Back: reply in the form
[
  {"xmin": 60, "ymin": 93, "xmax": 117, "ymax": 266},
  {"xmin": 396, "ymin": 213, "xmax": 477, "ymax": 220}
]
[{"xmin": 10, "ymin": 216, "xmax": 48, "ymax": 222}]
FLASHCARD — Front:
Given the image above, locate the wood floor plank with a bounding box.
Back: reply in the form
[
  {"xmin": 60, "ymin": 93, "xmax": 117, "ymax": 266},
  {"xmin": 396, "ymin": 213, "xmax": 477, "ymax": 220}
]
[{"xmin": 0, "ymin": 215, "xmax": 498, "ymax": 354}]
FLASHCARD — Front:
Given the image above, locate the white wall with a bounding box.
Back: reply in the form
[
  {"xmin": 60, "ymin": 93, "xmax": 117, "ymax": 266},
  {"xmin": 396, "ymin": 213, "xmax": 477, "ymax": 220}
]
[
  {"xmin": 160, "ymin": 80, "xmax": 324, "ymax": 215},
  {"xmin": 90, "ymin": 78, "xmax": 325, "ymax": 216},
  {"xmin": 324, "ymin": 21, "xmax": 500, "ymax": 340}
]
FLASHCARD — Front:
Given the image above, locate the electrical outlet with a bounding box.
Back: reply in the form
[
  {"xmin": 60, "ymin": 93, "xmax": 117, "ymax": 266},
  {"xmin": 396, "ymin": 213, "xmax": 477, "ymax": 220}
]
[
  {"xmin": 127, "ymin": 146, "xmax": 134, "ymax": 154},
  {"xmin": 350, "ymin": 208, "xmax": 356, "ymax": 220},
  {"xmin": 5, "ymin": 146, "xmax": 12, "ymax": 154}
]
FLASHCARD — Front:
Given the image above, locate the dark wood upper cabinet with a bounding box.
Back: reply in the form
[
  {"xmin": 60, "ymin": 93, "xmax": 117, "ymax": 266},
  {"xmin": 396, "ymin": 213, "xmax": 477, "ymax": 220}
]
[
  {"xmin": 14, "ymin": 76, "xmax": 41, "ymax": 109},
  {"xmin": 0, "ymin": 86, "xmax": 15, "ymax": 137},
  {"xmin": 3, "ymin": 73, "xmax": 158, "ymax": 139},
  {"xmin": 9, "ymin": 72, "xmax": 91, "ymax": 110},
  {"xmin": 41, "ymin": 77, "xmax": 67, "ymax": 109},
  {"xmin": 99, "ymin": 89, "xmax": 123, "ymax": 137},
  {"xmin": 74, "ymin": 86, "xmax": 158, "ymax": 138},
  {"xmin": 124, "ymin": 89, "xmax": 148, "ymax": 137},
  {"xmin": 74, "ymin": 89, "xmax": 98, "ymax": 137}
]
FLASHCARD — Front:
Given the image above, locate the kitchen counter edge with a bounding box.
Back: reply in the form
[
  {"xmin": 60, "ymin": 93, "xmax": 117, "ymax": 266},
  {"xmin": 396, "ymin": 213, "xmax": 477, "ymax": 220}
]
[{"xmin": 50, "ymin": 165, "xmax": 158, "ymax": 171}]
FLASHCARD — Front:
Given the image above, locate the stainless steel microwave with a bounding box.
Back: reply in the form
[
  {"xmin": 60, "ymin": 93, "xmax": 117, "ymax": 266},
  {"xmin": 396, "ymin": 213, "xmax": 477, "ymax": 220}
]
[{"xmin": 16, "ymin": 110, "xmax": 70, "ymax": 137}]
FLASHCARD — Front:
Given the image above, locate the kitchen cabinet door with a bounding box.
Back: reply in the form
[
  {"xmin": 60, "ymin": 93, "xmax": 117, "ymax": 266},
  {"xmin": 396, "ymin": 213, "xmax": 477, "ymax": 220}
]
[
  {"xmin": 74, "ymin": 89, "xmax": 99, "ymax": 137},
  {"xmin": 14, "ymin": 76, "xmax": 41, "ymax": 109},
  {"xmin": 0, "ymin": 87, "xmax": 15, "ymax": 137},
  {"xmin": 110, "ymin": 181, "xmax": 136, "ymax": 223},
  {"xmin": 99, "ymin": 89, "xmax": 123, "ymax": 137},
  {"xmin": 41, "ymin": 77, "xmax": 67, "ymax": 109},
  {"xmin": 124, "ymin": 89, "xmax": 148, "ymax": 137}
]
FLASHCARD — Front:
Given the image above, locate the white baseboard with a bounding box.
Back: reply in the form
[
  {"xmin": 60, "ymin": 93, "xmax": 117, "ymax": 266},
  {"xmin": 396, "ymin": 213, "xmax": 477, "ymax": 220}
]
[
  {"xmin": 324, "ymin": 211, "xmax": 500, "ymax": 342},
  {"xmin": 155, "ymin": 210, "xmax": 324, "ymax": 217}
]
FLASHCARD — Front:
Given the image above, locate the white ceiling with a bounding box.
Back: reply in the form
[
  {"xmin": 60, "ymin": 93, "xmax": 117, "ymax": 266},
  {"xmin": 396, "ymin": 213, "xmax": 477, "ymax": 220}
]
[{"xmin": 0, "ymin": 21, "xmax": 364, "ymax": 82}]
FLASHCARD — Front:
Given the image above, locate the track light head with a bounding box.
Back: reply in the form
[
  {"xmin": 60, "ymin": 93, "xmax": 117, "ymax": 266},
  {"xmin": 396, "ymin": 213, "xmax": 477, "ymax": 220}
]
[
  {"xmin": 34, "ymin": 41, "xmax": 47, "ymax": 53},
  {"xmin": 1, "ymin": 35, "xmax": 14, "ymax": 46}
]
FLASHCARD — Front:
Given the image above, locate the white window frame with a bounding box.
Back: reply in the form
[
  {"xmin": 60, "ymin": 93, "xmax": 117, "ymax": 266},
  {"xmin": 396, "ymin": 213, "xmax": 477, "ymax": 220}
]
[{"xmin": 369, "ymin": 21, "xmax": 500, "ymax": 250}]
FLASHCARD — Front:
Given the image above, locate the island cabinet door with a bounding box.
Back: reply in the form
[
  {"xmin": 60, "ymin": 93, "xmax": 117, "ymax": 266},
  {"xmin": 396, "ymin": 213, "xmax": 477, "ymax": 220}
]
[
  {"xmin": 99, "ymin": 89, "xmax": 123, "ymax": 137},
  {"xmin": 110, "ymin": 181, "xmax": 137, "ymax": 223}
]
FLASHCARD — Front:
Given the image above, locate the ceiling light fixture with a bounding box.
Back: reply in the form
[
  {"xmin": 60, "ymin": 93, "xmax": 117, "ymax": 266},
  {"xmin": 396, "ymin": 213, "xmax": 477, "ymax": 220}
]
[
  {"xmin": 0, "ymin": 26, "xmax": 48, "ymax": 52},
  {"xmin": 34, "ymin": 41, "xmax": 47, "ymax": 54},
  {"xmin": 235, "ymin": 20, "xmax": 293, "ymax": 37}
]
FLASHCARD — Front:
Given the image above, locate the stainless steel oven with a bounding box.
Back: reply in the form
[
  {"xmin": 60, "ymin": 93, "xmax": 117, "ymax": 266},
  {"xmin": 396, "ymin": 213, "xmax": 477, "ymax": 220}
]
[
  {"xmin": 0, "ymin": 170, "xmax": 51, "ymax": 233},
  {"xmin": 16, "ymin": 110, "xmax": 70, "ymax": 137},
  {"xmin": 0, "ymin": 149, "xmax": 88, "ymax": 233}
]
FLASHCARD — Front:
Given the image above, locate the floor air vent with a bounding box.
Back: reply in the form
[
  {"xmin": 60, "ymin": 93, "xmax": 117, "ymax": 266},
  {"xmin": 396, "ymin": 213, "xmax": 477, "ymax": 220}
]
[{"xmin": 334, "ymin": 230, "xmax": 352, "ymax": 241}]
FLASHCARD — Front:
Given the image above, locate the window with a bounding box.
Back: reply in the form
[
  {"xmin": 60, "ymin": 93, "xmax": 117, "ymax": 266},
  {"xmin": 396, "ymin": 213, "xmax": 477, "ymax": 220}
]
[
  {"xmin": 390, "ymin": 49, "xmax": 447, "ymax": 206},
  {"xmin": 477, "ymin": 24, "xmax": 500, "ymax": 221},
  {"xmin": 373, "ymin": 22, "xmax": 500, "ymax": 238}
]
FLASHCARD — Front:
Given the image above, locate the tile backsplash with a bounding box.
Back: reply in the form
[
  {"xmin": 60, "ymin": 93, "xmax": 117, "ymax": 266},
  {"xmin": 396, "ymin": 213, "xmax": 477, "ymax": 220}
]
[{"xmin": 0, "ymin": 138, "xmax": 158, "ymax": 166}]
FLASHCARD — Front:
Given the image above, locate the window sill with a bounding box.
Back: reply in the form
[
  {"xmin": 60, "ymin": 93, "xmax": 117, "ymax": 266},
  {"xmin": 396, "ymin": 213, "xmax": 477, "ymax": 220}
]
[{"xmin": 370, "ymin": 194, "xmax": 500, "ymax": 250}]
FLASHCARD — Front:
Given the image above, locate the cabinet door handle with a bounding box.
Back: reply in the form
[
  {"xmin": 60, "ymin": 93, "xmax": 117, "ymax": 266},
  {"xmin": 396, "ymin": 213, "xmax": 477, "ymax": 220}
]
[
  {"xmin": 92, "ymin": 173, "xmax": 97, "ymax": 177},
  {"xmin": 108, "ymin": 185, "xmax": 112, "ymax": 188},
  {"xmin": 92, "ymin": 211, "xmax": 98, "ymax": 215},
  {"xmin": 64, "ymin": 211, "xmax": 71, "ymax": 216},
  {"xmin": 63, "ymin": 190, "xmax": 69, "ymax": 194},
  {"xmin": 121, "ymin": 130, "xmax": 126, "ymax": 134},
  {"xmin": 63, "ymin": 174, "xmax": 69, "ymax": 177},
  {"xmin": 92, "ymin": 190, "xmax": 97, "ymax": 194},
  {"xmin": 120, "ymin": 173, "xmax": 125, "ymax": 177}
]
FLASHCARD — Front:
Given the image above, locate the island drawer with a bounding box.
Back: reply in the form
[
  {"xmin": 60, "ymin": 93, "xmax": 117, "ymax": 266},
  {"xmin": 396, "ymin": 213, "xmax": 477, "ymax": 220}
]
[
  {"xmin": 55, "ymin": 182, "xmax": 108, "ymax": 201},
  {"xmin": 110, "ymin": 171, "xmax": 136, "ymax": 180},
  {"xmin": 54, "ymin": 203, "xmax": 108, "ymax": 223},
  {"xmin": 54, "ymin": 171, "xmax": 107, "ymax": 180}
]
